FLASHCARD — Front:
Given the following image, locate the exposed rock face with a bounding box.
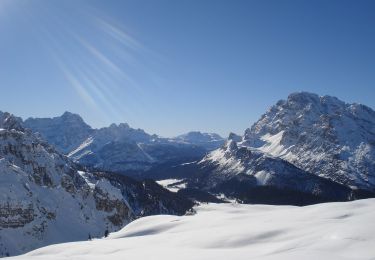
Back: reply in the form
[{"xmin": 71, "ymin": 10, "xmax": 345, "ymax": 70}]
[
  {"xmin": 0, "ymin": 203, "xmax": 34, "ymax": 228},
  {"xmin": 94, "ymin": 181, "xmax": 131, "ymax": 226},
  {"xmin": 228, "ymin": 132, "xmax": 242, "ymax": 142},
  {"xmin": 0, "ymin": 120, "xmax": 131, "ymax": 256},
  {"xmin": 0, "ymin": 114, "xmax": 193, "ymax": 257},
  {"xmin": 0, "ymin": 112, "xmax": 23, "ymax": 131},
  {"xmin": 243, "ymin": 92, "xmax": 375, "ymax": 191}
]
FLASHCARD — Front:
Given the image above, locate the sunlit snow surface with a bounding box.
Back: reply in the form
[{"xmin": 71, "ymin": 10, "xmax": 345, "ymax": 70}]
[
  {"xmin": 156, "ymin": 179, "xmax": 187, "ymax": 192},
  {"xmin": 12, "ymin": 199, "xmax": 375, "ymax": 260}
]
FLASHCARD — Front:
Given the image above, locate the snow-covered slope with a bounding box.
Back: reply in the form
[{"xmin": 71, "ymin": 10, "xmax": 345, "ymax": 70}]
[
  {"xmin": 156, "ymin": 179, "xmax": 187, "ymax": 192},
  {"xmin": 243, "ymin": 92, "xmax": 375, "ymax": 191},
  {"xmin": 13, "ymin": 199, "xmax": 375, "ymax": 260},
  {"xmin": 0, "ymin": 114, "xmax": 193, "ymax": 257}
]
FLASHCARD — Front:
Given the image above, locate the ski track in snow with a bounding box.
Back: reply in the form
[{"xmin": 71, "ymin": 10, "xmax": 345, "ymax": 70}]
[{"xmin": 12, "ymin": 199, "xmax": 375, "ymax": 260}]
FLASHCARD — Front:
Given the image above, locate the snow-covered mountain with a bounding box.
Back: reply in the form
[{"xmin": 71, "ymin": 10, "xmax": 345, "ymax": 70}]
[
  {"xmin": 189, "ymin": 139, "xmax": 354, "ymax": 204},
  {"xmin": 12, "ymin": 199, "xmax": 375, "ymax": 260},
  {"xmin": 148, "ymin": 93, "xmax": 375, "ymax": 203},
  {"xmin": 243, "ymin": 92, "xmax": 375, "ymax": 191},
  {"xmin": 0, "ymin": 113, "xmax": 193, "ymax": 257},
  {"xmin": 24, "ymin": 112, "xmax": 94, "ymax": 154},
  {"xmin": 66, "ymin": 123, "xmax": 156, "ymax": 172},
  {"xmin": 24, "ymin": 113, "xmax": 221, "ymax": 173}
]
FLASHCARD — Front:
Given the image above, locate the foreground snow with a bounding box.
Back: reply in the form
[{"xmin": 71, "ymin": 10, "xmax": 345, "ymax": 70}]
[{"xmin": 12, "ymin": 199, "xmax": 375, "ymax": 260}]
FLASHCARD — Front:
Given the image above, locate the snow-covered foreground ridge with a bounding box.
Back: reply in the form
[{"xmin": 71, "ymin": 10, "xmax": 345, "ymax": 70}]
[{"xmin": 14, "ymin": 199, "xmax": 375, "ymax": 260}]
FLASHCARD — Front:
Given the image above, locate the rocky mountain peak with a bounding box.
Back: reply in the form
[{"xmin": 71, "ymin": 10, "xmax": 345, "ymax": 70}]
[
  {"xmin": 223, "ymin": 139, "xmax": 238, "ymax": 152},
  {"xmin": 60, "ymin": 111, "xmax": 89, "ymax": 125},
  {"xmin": 98, "ymin": 123, "xmax": 150, "ymax": 143},
  {"xmin": 286, "ymin": 91, "xmax": 320, "ymax": 105},
  {"xmin": 0, "ymin": 111, "xmax": 24, "ymax": 131},
  {"xmin": 243, "ymin": 92, "xmax": 375, "ymax": 191},
  {"xmin": 24, "ymin": 112, "xmax": 93, "ymax": 154},
  {"xmin": 228, "ymin": 132, "xmax": 242, "ymax": 142},
  {"xmin": 281, "ymin": 92, "xmax": 348, "ymax": 113},
  {"xmin": 108, "ymin": 123, "xmax": 130, "ymax": 129}
]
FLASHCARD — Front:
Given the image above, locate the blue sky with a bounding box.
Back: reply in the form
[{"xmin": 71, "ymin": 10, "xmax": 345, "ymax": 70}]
[{"xmin": 0, "ymin": 0, "xmax": 374, "ymax": 137}]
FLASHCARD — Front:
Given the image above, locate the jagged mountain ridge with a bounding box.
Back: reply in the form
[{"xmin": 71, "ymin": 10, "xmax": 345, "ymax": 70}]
[
  {"xmin": 24, "ymin": 113, "xmax": 224, "ymax": 173},
  {"xmin": 193, "ymin": 139, "xmax": 355, "ymax": 204},
  {"xmin": 243, "ymin": 92, "xmax": 375, "ymax": 191},
  {"xmin": 0, "ymin": 114, "xmax": 193, "ymax": 257}
]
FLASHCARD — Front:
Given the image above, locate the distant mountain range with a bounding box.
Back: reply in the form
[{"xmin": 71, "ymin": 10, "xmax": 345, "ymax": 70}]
[
  {"xmin": 1, "ymin": 91, "xmax": 375, "ymax": 256},
  {"xmin": 23, "ymin": 113, "xmax": 225, "ymax": 173}
]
